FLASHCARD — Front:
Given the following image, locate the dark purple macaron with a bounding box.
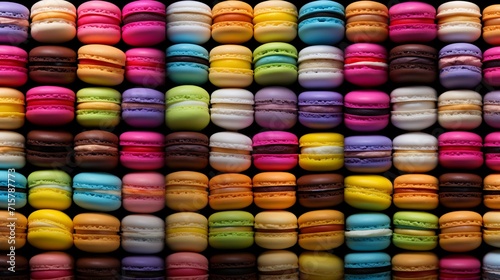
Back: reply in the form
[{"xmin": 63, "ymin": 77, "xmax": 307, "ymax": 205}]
[
  {"xmin": 298, "ymin": 91, "xmax": 343, "ymax": 129},
  {"xmin": 122, "ymin": 88, "xmax": 165, "ymax": 128},
  {"xmin": 344, "ymin": 135, "xmax": 392, "ymax": 173},
  {"xmin": 254, "ymin": 86, "xmax": 297, "ymax": 130},
  {"xmin": 121, "ymin": 256, "xmax": 164, "ymax": 280},
  {"xmin": 439, "ymin": 43, "xmax": 482, "ymax": 89}
]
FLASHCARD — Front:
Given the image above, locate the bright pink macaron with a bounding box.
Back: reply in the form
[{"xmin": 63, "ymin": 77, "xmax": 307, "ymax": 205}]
[
  {"xmin": 30, "ymin": 251, "xmax": 74, "ymax": 280},
  {"xmin": 485, "ymin": 132, "xmax": 500, "ymax": 172},
  {"xmin": 122, "ymin": 171, "xmax": 165, "ymax": 213},
  {"xmin": 120, "ymin": 131, "xmax": 165, "ymax": 170},
  {"xmin": 344, "ymin": 43, "xmax": 388, "ymax": 87},
  {"xmin": 77, "ymin": 0, "xmax": 122, "ymax": 45},
  {"xmin": 121, "ymin": 0, "xmax": 166, "ymax": 46},
  {"xmin": 252, "ymin": 131, "xmax": 299, "ymax": 171},
  {"xmin": 0, "ymin": 45, "xmax": 27, "ymax": 87},
  {"xmin": 166, "ymin": 252, "xmax": 209, "ymax": 279},
  {"xmin": 483, "ymin": 47, "xmax": 500, "ymax": 87},
  {"xmin": 439, "ymin": 254, "xmax": 481, "ymax": 280},
  {"xmin": 344, "ymin": 90, "xmax": 390, "ymax": 132},
  {"xmin": 25, "ymin": 86, "xmax": 75, "ymax": 126},
  {"xmin": 389, "ymin": 1, "xmax": 437, "ymax": 43},
  {"xmin": 125, "ymin": 48, "xmax": 165, "ymax": 87},
  {"xmin": 438, "ymin": 131, "xmax": 483, "ymax": 170}
]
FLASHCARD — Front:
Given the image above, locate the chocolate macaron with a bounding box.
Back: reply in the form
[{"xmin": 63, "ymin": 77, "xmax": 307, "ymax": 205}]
[
  {"xmin": 389, "ymin": 44, "xmax": 437, "ymax": 84},
  {"xmin": 29, "ymin": 45, "xmax": 77, "ymax": 85},
  {"xmin": 74, "ymin": 130, "xmax": 119, "ymax": 170},
  {"xmin": 76, "ymin": 256, "xmax": 120, "ymax": 280},
  {"xmin": 26, "ymin": 130, "xmax": 73, "ymax": 168},
  {"xmin": 165, "ymin": 131, "xmax": 209, "ymax": 170},
  {"xmin": 439, "ymin": 173, "xmax": 482, "ymax": 209},
  {"xmin": 209, "ymin": 252, "xmax": 257, "ymax": 280},
  {"xmin": 296, "ymin": 173, "xmax": 344, "ymax": 208}
]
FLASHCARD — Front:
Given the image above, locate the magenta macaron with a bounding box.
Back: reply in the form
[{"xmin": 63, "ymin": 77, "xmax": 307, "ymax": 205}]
[
  {"xmin": 388, "ymin": 1, "xmax": 437, "ymax": 43},
  {"xmin": 485, "ymin": 132, "xmax": 500, "ymax": 172},
  {"xmin": 252, "ymin": 131, "xmax": 299, "ymax": 171},
  {"xmin": 483, "ymin": 46, "xmax": 500, "ymax": 87},
  {"xmin": 125, "ymin": 47, "xmax": 165, "ymax": 88},
  {"xmin": 298, "ymin": 91, "xmax": 343, "ymax": 130},
  {"xmin": 119, "ymin": 131, "xmax": 165, "ymax": 170},
  {"xmin": 25, "ymin": 86, "xmax": 75, "ymax": 126},
  {"xmin": 344, "ymin": 43, "xmax": 388, "ymax": 87},
  {"xmin": 439, "ymin": 254, "xmax": 481, "ymax": 280},
  {"xmin": 0, "ymin": 45, "xmax": 27, "ymax": 87},
  {"xmin": 121, "ymin": 0, "xmax": 166, "ymax": 47},
  {"xmin": 344, "ymin": 90, "xmax": 390, "ymax": 132},
  {"xmin": 438, "ymin": 131, "xmax": 483, "ymax": 170},
  {"xmin": 76, "ymin": 0, "xmax": 121, "ymax": 45}
]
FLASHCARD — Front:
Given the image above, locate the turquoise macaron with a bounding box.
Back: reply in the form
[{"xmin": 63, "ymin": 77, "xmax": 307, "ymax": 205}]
[
  {"xmin": 298, "ymin": 0, "xmax": 345, "ymax": 45},
  {"xmin": 345, "ymin": 212, "xmax": 392, "ymax": 251},
  {"xmin": 0, "ymin": 170, "xmax": 26, "ymax": 209},
  {"xmin": 166, "ymin": 43, "xmax": 209, "ymax": 85},
  {"xmin": 344, "ymin": 252, "xmax": 391, "ymax": 280},
  {"xmin": 72, "ymin": 172, "xmax": 122, "ymax": 212}
]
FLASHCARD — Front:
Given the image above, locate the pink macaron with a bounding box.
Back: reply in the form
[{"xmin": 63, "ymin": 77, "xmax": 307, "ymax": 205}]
[
  {"xmin": 438, "ymin": 131, "xmax": 483, "ymax": 170},
  {"xmin": 121, "ymin": 0, "xmax": 166, "ymax": 46},
  {"xmin": 122, "ymin": 171, "xmax": 165, "ymax": 213},
  {"xmin": 0, "ymin": 45, "xmax": 27, "ymax": 87},
  {"xmin": 166, "ymin": 252, "xmax": 209, "ymax": 279},
  {"xmin": 77, "ymin": 0, "xmax": 121, "ymax": 45},
  {"xmin": 344, "ymin": 90, "xmax": 390, "ymax": 132},
  {"xmin": 483, "ymin": 47, "xmax": 500, "ymax": 87},
  {"xmin": 344, "ymin": 43, "xmax": 388, "ymax": 87},
  {"xmin": 439, "ymin": 254, "xmax": 481, "ymax": 280},
  {"xmin": 30, "ymin": 251, "xmax": 74, "ymax": 279},
  {"xmin": 485, "ymin": 132, "xmax": 500, "ymax": 172},
  {"xmin": 25, "ymin": 86, "xmax": 75, "ymax": 126},
  {"xmin": 389, "ymin": 1, "xmax": 437, "ymax": 43},
  {"xmin": 125, "ymin": 47, "xmax": 165, "ymax": 87},
  {"xmin": 252, "ymin": 131, "xmax": 299, "ymax": 171},
  {"xmin": 119, "ymin": 131, "xmax": 165, "ymax": 170}
]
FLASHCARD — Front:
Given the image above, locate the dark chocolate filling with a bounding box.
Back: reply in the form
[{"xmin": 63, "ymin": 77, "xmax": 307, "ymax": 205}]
[
  {"xmin": 29, "ymin": 62, "xmax": 75, "ymax": 67},
  {"xmin": 344, "ymin": 108, "xmax": 390, "ymax": 116},
  {"xmin": 258, "ymin": 268, "xmax": 297, "ymax": 275},
  {"xmin": 210, "ymin": 268, "xmax": 256, "ymax": 275},
  {"xmin": 483, "ymin": 60, "xmax": 500, "ymax": 69},
  {"xmin": 121, "ymin": 270, "xmax": 165, "ymax": 278},
  {"xmin": 253, "ymin": 186, "xmax": 296, "ymax": 192},
  {"xmin": 344, "ymin": 265, "xmax": 392, "ymax": 275},
  {"xmin": 438, "ymin": 187, "xmax": 481, "ymax": 193},
  {"xmin": 485, "ymin": 147, "xmax": 500, "ymax": 153},
  {"xmin": 166, "ymin": 56, "xmax": 209, "ymax": 66},
  {"xmin": 484, "ymin": 190, "xmax": 500, "ymax": 195},
  {"xmin": 25, "ymin": 145, "xmax": 70, "ymax": 153},
  {"xmin": 123, "ymin": 13, "xmax": 166, "ymax": 24},
  {"xmin": 298, "ymin": 11, "xmax": 344, "ymax": 23}
]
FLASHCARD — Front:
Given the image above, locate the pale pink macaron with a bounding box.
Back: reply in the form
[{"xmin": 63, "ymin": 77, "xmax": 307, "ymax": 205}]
[
  {"xmin": 119, "ymin": 131, "xmax": 165, "ymax": 170},
  {"xmin": 30, "ymin": 251, "xmax": 74, "ymax": 279},
  {"xmin": 122, "ymin": 172, "xmax": 165, "ymax": 213}
]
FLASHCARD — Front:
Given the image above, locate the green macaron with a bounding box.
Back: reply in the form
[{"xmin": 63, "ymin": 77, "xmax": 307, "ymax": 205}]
[
  {"xmin": 165, "ymin": 85, "xmax": 210, "ymax": 131},
  {"xmin": 253, "ymin": 42, "xmax": 298, "ymax": 86},
  {"xmin": 76, "ymin": 87, "xmax": 121, "ymax": 128},
  {"xmin": 392, "ymin": 211, "xmax": 439, "ymax": 251},
  {"xmin": 208, "ymin": 210, "xmax": 254, "ymax": 250}
]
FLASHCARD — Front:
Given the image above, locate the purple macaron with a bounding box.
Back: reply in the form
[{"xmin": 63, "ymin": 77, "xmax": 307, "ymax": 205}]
[
  {"xmin": 121, "ymin": 88, "xmax": 165, "ymax": 128},
  {"xmin": 254, "ymin": 86, "xmax": 297, "ymax": 130},
  {"xmin": 121, "ymin": 256, "xmax": 164, "ymax": 280},
  {"xmin": 298, "ymin": 91, "xmax": 343, "ymax": 130},
  {"xmin": 344, "ymin": 135, "xmax": 392, "ymax": 173},
  {"xmin": 0, "ymin": 2, "xmax": 29, "ymax": 45},
  {"xmin": 439, "ymin": 43, "xmax": 482, "ymax": 89},
  {"xmin": 484, "ymin": 91, "xmax": 500, "ymax": 129}
]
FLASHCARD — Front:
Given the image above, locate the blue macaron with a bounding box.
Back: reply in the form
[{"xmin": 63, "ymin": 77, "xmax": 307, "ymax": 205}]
[
  {"xmin": 345, "ymin": 212, "xmax": 392, "ymax": 251},
  {"xmin": 122, "ymin": 88, "xmax": 165, "ymax": 128},
  {"xmin": 298, "ymin": 0, "xmax": 345, "ymax": 45},
  {"xmin": 72, "ymin": 172, "xmax": 122, "ymax": 212},
  {"xmin": 439, "ymin": 43, "xmax": 482, "ymax": 89},
  {"xmin": 166, "ymin": 43, "xmax": 209, "ymax": 85},
  {"xmin": 344, "ymin": 135, "xmax": 393, "ymax": 173},
  {"xmin": 344, "ymin": 252, "xmax": 392, "ymax": 280},
  {"xmin": 483, "ymin": 250, "xmax": 500, "ymax": 279},
  {"xmin": 0, "ymin": 170, "xmax": 26, "ymax": 209}
]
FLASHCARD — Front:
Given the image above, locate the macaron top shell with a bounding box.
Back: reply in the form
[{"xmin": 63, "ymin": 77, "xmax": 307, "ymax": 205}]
[
  {"xmin": 298, "ymin": 91, "xmax": 343, "ymax": 105},
  {"xmin": 439, "ymin": 43, "xmax": 482, "ymax": 59},
  {"xmin": 166, "ymin": 252, "xmax": 208, "ymax": 271},
  {"xmin": 439, "ymin": 255, "xmax": 481, "ymax": 274},
  {"xmin": 438, "ymin": 131, "xmax": 483, "ymax": 147},
  {"xmin": 390, "ymin": 86, "xmax": 437, "ymax": 102},
  {"xmin": 29, "ymin": 251, "xmax": 74, "ymax": 270},
  {"xmin": 344, "ymin": 135, "xmax": 392, "ymax": 150},
  {"xmin": 252, "ymin": 131, "xmax": 298, "ymax": 146},
  {"xmin": 346, "ymin": 212, "xmax": 391, "ymax": 230},
  {"xmin": 298, "ymin": 45, "xmax": 344, "ymax": 62},
  {"xmin": 299, "ymin": 0, "xmax": 345, "ymax": 18},
  {"xmin": 393, "ymin": 132, "xmax": 438, "ymax": 150},
  {"xmin": 437, "ymin": 1, "xmax": 481, "ymax": 18},
  {"xmin": 122, "ymin": 0, "xmax": 165, "ymax": 18},
  {"xmin": 389, "ymin": 2, "xmax": 436, "ymax": 19},
  {"xmin": 344, "ymin": 90, "xmax": 390, "ymax": 108},
  {"xmin": 345, "ymin": 42, "xmax": 387, "ymax": 58}
]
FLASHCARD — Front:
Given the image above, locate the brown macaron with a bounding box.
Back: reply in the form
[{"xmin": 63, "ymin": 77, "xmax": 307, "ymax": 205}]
[
  {"xmin": 164, "ymin": 131, "xmax": 209, "ymax": 170},
  {"xmin": 296, "ymin": 173, "xmax": 344, "ymax": 208},
  {"xmin": 74, "ymin": 130, "xmax": 119, "ymax": 170},
  {"xmin": 29, "ymin": 46, "xmax": 77, "ymax": 85},
  {"xmin": 76, "ymin": 256, "xmax": 120, "ymax": 279},
  {"xmin": 209, "ymin": 252, "xmax": 257, "ymax": 280},
  {"xmin": 389, "ymin": 44, "xmax": 437, "ymax": 84},
  {"xmin": 26, "ymin": 130, "xmax": 73, "ymax": 168},
  {"xmin": 439, "ymin": 173, "xmax": 482, "ymax": 209}
]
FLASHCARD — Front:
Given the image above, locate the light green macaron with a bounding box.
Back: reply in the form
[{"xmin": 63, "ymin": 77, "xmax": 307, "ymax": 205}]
[
  {"xmin": 208, "ymin": 210, "xmax": 254, "ymax": 250},
  {"xmin": 392, "ymin": 211, "xmax": 439, "ymax": 251},
  {"xmin": 76, "ymin": 87, "xmax": 121, "ymax": 128},
  {"xmin": 253, "ymin": 42, "xmax": 298, "ymax": 86},
  {"xmin": 165, "ymin": 85, "xmax": 210, "ymax": 131}
]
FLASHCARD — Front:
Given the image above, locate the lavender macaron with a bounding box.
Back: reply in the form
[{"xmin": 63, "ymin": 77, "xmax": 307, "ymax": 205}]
[
  {"xmin": 254, "ymin": 86, "xmax": 297, "ymax": 130},
  {"xmin": 344, "ymin": 135, "xmax": 392, "ymax": 173},
  {"xmin": 121, "ymin": 256, "xmax": 164, "ymax": 279},
  {"xmin": 298, "ymin": 91, "xmax": 343, "ymax": 130},
  {"xmin": 0, "ymin": 2, "xmax": 29, "ymax": 45},
  {"xmin": 121, "ymin": 88, "xmax": 165, "ymax": 128},
  {"xmin": 439, "ymin": 43, "xmax": 482, "ymax": 89},
  {"xmin": 484, "ymin": 91, "xmax": 500, "ymax": 129}
]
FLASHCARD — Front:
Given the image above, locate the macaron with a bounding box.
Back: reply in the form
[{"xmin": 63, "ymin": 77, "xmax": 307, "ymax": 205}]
[
  {"xmin": 0, "ymin": 130, "xmax": 25, "ymax": 169},
  {"xmin": 30, "ymin": 0, "xmax": 77, "ymax": 43},
  {"xmin": 208, "ymin": 173, "xmax": 253, "ymax": 210},
  {"xmin": 393, "ymin": 174, "xmax": 439, "ymax": 210},
  {"xmin": 297, "ymin": 91, "xmax": 343, "ymax": 130},
  {"xmin": 254, "ymin": 86, "xmax": 297, "ymax": 130},
  {"xmin": 484, "ymin": 46, "xmax": 500, "ymax": 87},
  {"xmin": 121, "ymin": 0, "xmax": 165, "ymax": 46},
  {"xmin": 437, "ymin": 1, "xmax": 482, "ymax": 43},
  {"xmin": 344, "ymin": 43, "xmax": 388, "ymax": 87},
  {"xmin": 391, "ymin": 252, "xmax": 439, "ymax": 280},
  {"xmin": 297, "ymin": 45, "xmax": 344, "ymax": 89},
  {"xmin": 438, "ymin": 43, "xmax": 483, "ymax": 89},
  {"xmin": 484, "ymin": 91, "xmax": 500, "ymax": 129},
  {"xmin": 485, "ymin": 132, "xmax": 500, "ymax": 171},
  {"xmin": 209, "ymin": 131, "xmax": 252, "ymax": 173},
  {"xmin": 27, "ymin": 209, "xmax": 73, "ymax": 250},
  {"xmin": 439, "ymin": 210, "xmax": 483, "ymax": 252},
  {"xmin": 392, "ymin": 132, "xmax": 439, "ymax": 173},
  {"xmin": 0, "ymin": 169, "xmax": 26, "ymax": 209},
  {"xmin": 345, "ymin": 1, "xmax": 389, "ymax": 43},
  {"xmin": 164, "ymin": 171, "xmax": 208, "ymax": 212},
  {"xmin": 484, "ymin": 174, "xmax": 500, "ymax": 210},
  {"xmin": 252, "ymin": 172, "xmax": 296, "ymax": 210},
  {"xmin": 345, "ymin": 212, "xmax": 392, "ymax": 251},
  {"xmin": 439, "ymin": 254, "xmax": 481, "ymax": 280},
  {"xmin": 208, "ymin": 210, "xmax": 254, "ymax": 250},
  {"xmin": 73, "ymin": 130, "xmax": 118, "ymax": 170},
  {"xmin": 29, "ymin": 252, "xmax": 74, "ymax": 280},
  {"xmin": 392, "ymin": 211, "xmax": 439, "ymax": 251},
  {"xmin": 298, "ymin": 1, "xmax": 345, "ymax": 45},
  {"xmin": 0, "ymin": 87, "xmax": 24, "ymax": 130},
  {"xmin": 438, "ymin": 173, "xmax": 482, "ymax": 209},
  {"xmin": 211, "ymin": 1, "xmax": 253, "ymax": 44},
  {"xmin": 121, "ymin": 214, "xmax": 165, "ymax": 254},
  {"xmin": 28, "ymin": 45, "xmax": 77, "ymax": 85},
  {"xmin": 25, "ymin": 86, "xmax": 75, "ymax": 126},
  {"xmin": 0, "ymin": 45, "xmax": 27, "ymax": 87},
  {"xmin": 125, "ymin": 47, "xmax": 165, "ymax": 87},
  {"xmin": 483, "ymin": 211, "xmax": 500, "ymax": 248},
  {"xmin": 254, "ymin": 210, "xmax": 298, "ymax": 250},
  {"xmin": 483, "ymin": 4, "xmax": 500, "ymax": 45},
  {"xmin": 252, "ymin": 131, "xmax": 299, "ymax": 171},
  {"xmin": 483, "ymin": 250, "xmax": 500, "ymax": 279},
  {"xmin": 296, "ymin": 173, "xmax": 344, "ymax": 208},
  {"xmin": 166, "ymin": 43, "xmax": 209, "ymax": 86},
  {"xmin": 0, "ymin": 211, "xmax": 27, "ymax": 250},
  {"xmin": 0, "ymin": 2, "xmax": 29, "ymax": 45},
  {"xmin": 344, "ymin": 252, "xmax": 391, "ymax": 280},
  {"xmin": 344, "ymin": 135, "xmax": 392, "ymax": 173},
  {"xmin": 165, "ymin": 85, "xmax": 210, "ymax": 131},
  {"xmin": 119, "ymin": 131, "xmax": 165, "ymax": 170},
  {"xmin": 209, "ymin": 253, "xmax": 257, "ymax": 280},
  {"xmin": 122, "ymin": 171, "xmax": 165, "ymax": 213},
  {"xmin": 26, "ymin": 130, "xmax": 72, "ymax": 168},
  {"xmin": 27, "ymin": 170, "xmax": 72, "ymax": 210},
  {"xmin": 389, "ymin": 44, "xmax": 438, "ymax": 84},
  {"xmin": 165, "ymin": 212, "xmax": 208, "ymax": 253},
  {"xmin": 210, "ymin": 88, "xmax": 254, "ymax": 131},
  {"xmin": 76, "ymin": 256, "xmax": 120, "ymax": 279},
  {"xmin": 121, "ymin": 87, "xmax": 165, "ymax": 128},
  {"xmin": 166, "ymin": 252, "xmax": 208, "ymax": 280},
  {"xmin": 297, "ymin": 209, "xmax": 344, "ymax": 251},
  {"xmin": 388, "ymin": 1, "xmax": 437, "ymax": 43},
  {"xmin": 344, "ymin": 90, "xmax": 390, "ymax": 132},
  {"xmin": 164, "ymin": 131, "xmax": 209, "ymax": 170},
  {"xmin": 438, "ymin": 131, "xmax": 483, "ymax": 170},
  {"xmin": 76, "ymin": 0, "xmax": 121, "ymax": 45},
  {"xmin": 253, "ymin": 0, "xmax": 298, "ymax": 43},
  {"xmin": 72, "ymin": 172, "xmax": 121, "ymax": 212},
  {"xmin": 77, "ymin": 44, "xmax": 125, "ymax": 86},
  {"xmin": 122, "ymin": 256, "xmax": 164, "ymax": 279},
  {"xmin": 75, "ymin": 87, "xmax": 121, "ymax": 128},
  {"xmin": 253, "ymin": 42, "xmax": 298, "ymax": 86},
  {"xmin": 298, "ymin": 132, "xmax": 344, "ymax": 172},
  {"xmin": 344, "ymin": 174, "xmax": 393, "ymax": 211},
  {"xmin": 166, "ymin": 1, "xmax": 212, "ymax": 44},
  {"xmin": 300, "ymin": 251, "xmax": 344, "ymax": 280},
  {"xmin": 72, "ymin": 212, "xmax": 120, "ymax": 253},
  {"xmin": 390, "ymin": 86, "xmax": 437, "ymax": 131},
  {"xmin": 209, "ymin": 44, "xmax": 253, "ymax": 88},
  {"xmin": 437, "ymin": 89, "xmax": 482, "ymax": 130},
  {"xmin": 257, "ymin": 250, "xmax": 299, "ymax": 280}
]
